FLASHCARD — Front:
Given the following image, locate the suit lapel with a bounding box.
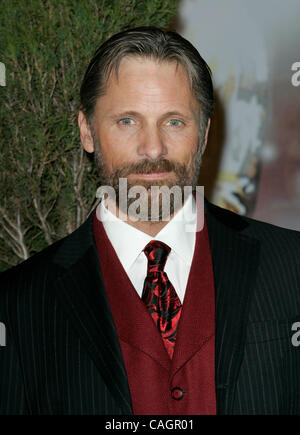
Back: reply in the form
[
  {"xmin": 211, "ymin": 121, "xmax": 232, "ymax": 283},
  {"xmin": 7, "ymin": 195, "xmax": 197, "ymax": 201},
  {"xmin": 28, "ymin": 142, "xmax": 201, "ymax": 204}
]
[
  {"xmin": 52, "ymin": 213, "xmax": 132, "ymax": 414},
  {"xmin": 205, "ymin": 200, "xmax": 261, "ymax": 414}
]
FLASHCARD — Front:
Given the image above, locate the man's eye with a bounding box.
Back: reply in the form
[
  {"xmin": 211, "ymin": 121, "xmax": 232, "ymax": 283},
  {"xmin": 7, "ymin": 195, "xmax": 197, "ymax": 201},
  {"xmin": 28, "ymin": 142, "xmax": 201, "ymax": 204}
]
[
  {"xmin": 118, "ymin": 118, "xmax": 135, "ymax": 126},
  {"xmin": 167, "ymin": 119, "xmax": 183, "ymax": 127}
]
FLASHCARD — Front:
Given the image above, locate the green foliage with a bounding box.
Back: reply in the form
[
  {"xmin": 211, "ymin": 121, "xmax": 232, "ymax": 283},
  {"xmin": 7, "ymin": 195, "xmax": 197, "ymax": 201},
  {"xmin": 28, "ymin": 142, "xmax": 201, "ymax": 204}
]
[{"xmin": 0, "ymin": 0, "xmax": 178, "ymax": 271}]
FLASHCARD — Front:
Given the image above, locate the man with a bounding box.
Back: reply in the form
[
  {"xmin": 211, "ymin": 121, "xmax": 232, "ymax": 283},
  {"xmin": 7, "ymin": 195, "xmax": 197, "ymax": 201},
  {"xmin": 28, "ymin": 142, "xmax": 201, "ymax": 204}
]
[{"xmin": 1, "ymin": 27, "xmax": 300, "ymax": 415}]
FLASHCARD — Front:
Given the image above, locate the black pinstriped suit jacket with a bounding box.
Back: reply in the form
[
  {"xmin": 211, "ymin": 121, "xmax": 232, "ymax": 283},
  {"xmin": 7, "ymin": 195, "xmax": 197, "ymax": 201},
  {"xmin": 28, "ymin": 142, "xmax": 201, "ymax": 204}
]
[{"xmin": 1, "ymin": 199, "xmax": 300, "ymax": 415}]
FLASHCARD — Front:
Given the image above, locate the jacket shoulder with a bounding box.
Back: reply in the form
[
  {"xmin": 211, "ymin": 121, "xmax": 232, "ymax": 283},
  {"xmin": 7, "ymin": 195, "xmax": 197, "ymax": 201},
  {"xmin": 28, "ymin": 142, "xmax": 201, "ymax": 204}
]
[
  {"xmin": 207, "ymin": 200, "xmax": 300, "ymax": 242},
  {"xmin": 242, "ymin": 211, "xmax": 300, "ymax": 244},
  {"xmin": 0, "ymin": 212, "xmax": 95, "ymax": 293}
]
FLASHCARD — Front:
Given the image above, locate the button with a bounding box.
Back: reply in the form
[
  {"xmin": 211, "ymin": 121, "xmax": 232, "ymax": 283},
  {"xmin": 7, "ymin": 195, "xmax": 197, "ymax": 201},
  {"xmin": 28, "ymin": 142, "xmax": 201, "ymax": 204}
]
[{"xmin": 171, "ymin": 387, "xmax": 184, "ymax": 400}]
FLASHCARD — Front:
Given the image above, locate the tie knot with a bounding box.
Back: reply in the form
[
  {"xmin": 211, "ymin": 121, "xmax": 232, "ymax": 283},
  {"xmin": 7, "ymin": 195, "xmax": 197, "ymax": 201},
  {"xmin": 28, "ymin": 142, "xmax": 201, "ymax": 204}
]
[{"xmin": 143, "ymin": 240, "xmax": 171, "ymax": 273}]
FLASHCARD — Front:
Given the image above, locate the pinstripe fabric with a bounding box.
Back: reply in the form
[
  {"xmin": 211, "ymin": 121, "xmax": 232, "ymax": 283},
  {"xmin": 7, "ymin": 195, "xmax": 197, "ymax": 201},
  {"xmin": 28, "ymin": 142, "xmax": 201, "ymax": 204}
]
[
  {"xmin": 0, "ymin": 218, "xmax": 132, "ymax": 415},
  {"xmin": 1, "ymin": 198, "xmax": 300, "ymax": 414},
  {"xmin": 206, "ymin": 201, "xmax": 300, "ymax": 414}
]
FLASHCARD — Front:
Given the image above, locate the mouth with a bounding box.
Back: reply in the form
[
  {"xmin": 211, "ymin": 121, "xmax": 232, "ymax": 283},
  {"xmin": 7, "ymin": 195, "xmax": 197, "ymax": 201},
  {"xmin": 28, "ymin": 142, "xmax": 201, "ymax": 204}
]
[
  {"xmin": 129, "ymin": 171, "xmax": 174, "ymax": 180},
  {"xmin": 132, "ymin": 172, "xmax": 171, "ymax": 179}
]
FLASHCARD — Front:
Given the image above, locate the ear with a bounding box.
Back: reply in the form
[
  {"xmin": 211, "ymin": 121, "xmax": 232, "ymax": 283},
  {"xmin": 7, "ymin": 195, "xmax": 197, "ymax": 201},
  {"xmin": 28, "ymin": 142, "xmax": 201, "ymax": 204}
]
[
  {"xmin": 201, "ymin": 118, "xmax": 211, "ymax": 155},
  {"xmin": 78, "ymin": 110, "xmax": 95, "ymax": 153}
]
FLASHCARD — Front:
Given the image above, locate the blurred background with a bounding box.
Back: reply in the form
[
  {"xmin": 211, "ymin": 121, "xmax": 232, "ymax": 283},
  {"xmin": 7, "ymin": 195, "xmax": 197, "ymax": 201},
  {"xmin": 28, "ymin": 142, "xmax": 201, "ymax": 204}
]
[
  {"xmin": 179, "ymin": 0, "xmax": 300, "ymax": 230},
  {"xmin": 0, "ymin": 0, "xmax": 300, "ymax": 271}
]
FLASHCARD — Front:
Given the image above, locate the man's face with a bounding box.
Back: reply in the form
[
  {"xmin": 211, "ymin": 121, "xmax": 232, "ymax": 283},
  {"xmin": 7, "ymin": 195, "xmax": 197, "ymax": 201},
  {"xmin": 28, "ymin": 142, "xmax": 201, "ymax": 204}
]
[{"xmin": 79, "ymin": 57, "xmax": 209, "ymax": 219}]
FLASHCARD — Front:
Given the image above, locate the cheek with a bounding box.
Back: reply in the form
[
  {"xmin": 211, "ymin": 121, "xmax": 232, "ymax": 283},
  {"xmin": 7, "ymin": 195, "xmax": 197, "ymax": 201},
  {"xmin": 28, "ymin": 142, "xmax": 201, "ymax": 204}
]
[
  {"xmin": 168, "ymin": 131, "xmax": 199, "ymax": 163},
  {"xmin": 98, "ymin": 129, "xmax": 138, "ymax": 169}
]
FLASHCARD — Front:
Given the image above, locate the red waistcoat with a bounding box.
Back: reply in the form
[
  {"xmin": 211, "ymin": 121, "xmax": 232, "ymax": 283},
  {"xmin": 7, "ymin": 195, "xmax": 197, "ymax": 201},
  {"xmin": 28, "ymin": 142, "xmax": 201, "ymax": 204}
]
[{"xmin": 93, "ymin": 209, "xmax": 216, "ymax": 415}]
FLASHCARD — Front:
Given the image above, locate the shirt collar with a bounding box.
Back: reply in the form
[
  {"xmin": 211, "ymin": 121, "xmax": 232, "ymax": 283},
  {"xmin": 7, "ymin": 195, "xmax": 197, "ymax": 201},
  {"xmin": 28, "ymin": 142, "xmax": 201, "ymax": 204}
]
[
  {"xmin": 97, "ymin": 193, "xmax": 197, "ymax": 272},
  {"xmin": 154, "ymin": 193, "xmax": 196, "ymax": 265}
]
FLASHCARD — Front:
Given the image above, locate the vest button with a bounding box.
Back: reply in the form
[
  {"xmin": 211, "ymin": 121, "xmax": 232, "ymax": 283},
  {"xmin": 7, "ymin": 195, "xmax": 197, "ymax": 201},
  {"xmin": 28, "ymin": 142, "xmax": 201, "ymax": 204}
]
[{"xmin": 171, "ymin": 387, "xmax": 184, "ymax": 400}]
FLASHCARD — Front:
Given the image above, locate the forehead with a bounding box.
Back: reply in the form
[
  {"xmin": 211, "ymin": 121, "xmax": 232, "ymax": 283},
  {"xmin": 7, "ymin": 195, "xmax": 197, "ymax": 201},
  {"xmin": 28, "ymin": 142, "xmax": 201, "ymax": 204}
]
[
  {"xmin": 108, "ymin": 56, "xmax": 190, "ymax": 90},
  {"xmin": 96, "ymin": 56, "xmax": 198, "ymax": 114}
]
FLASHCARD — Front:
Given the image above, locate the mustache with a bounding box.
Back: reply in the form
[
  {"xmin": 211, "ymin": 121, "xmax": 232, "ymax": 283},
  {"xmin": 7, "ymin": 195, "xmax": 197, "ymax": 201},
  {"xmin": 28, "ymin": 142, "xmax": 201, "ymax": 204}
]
[{"xmin": 112, "ymin": 159, "xmax": 183, "ymax": 178}]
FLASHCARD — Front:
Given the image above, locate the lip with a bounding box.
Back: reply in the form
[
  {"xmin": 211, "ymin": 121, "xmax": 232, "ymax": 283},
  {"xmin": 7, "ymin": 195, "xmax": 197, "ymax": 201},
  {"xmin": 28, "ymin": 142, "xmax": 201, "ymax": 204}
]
[{"xmin": 131, "ymin": 172, "xmax": 171, "ymax": 179}]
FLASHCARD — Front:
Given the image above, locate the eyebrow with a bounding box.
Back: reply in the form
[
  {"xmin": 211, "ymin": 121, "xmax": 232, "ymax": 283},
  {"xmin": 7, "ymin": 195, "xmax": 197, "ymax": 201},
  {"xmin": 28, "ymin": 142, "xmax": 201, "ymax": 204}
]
[{"xmin": 108, "ymin": 110, "xmax": 194, "ymax": 121}]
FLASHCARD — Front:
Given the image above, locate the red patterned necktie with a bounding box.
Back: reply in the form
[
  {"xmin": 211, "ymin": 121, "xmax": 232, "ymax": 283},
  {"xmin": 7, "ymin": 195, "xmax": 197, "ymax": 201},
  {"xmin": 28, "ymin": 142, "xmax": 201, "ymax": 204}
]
[{"xmin": 142, "ymin": 240, "xmax": 182, "ymax": 358}]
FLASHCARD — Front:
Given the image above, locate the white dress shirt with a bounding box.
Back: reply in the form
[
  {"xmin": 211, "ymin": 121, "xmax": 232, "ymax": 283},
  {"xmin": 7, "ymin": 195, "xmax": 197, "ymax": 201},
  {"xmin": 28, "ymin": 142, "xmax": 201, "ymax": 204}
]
[{"xmin": 97, "ymin": 193, "xmax": 198, "ymax": 303}]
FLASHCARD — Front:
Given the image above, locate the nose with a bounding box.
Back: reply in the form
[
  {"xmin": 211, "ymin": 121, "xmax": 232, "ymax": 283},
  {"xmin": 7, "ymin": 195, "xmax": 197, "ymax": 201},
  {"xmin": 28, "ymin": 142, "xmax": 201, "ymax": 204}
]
[{"xmin": 137, "ymin": 125, "xmax": 167, "ymax": 160}]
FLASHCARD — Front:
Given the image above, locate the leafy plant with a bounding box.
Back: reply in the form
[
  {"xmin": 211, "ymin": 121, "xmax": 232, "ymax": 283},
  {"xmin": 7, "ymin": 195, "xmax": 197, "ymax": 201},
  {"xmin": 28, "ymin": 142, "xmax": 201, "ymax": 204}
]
[{"xmin": 0, "ymin": 0, "xmax": 178, "ymax": 271}]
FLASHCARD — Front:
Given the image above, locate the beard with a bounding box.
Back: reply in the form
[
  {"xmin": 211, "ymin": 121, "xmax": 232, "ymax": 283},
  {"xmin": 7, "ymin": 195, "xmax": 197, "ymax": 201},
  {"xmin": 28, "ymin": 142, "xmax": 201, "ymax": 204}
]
[{"xmin": 93, "ymin": 135, "xmax": 203, "ymax": 221}]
